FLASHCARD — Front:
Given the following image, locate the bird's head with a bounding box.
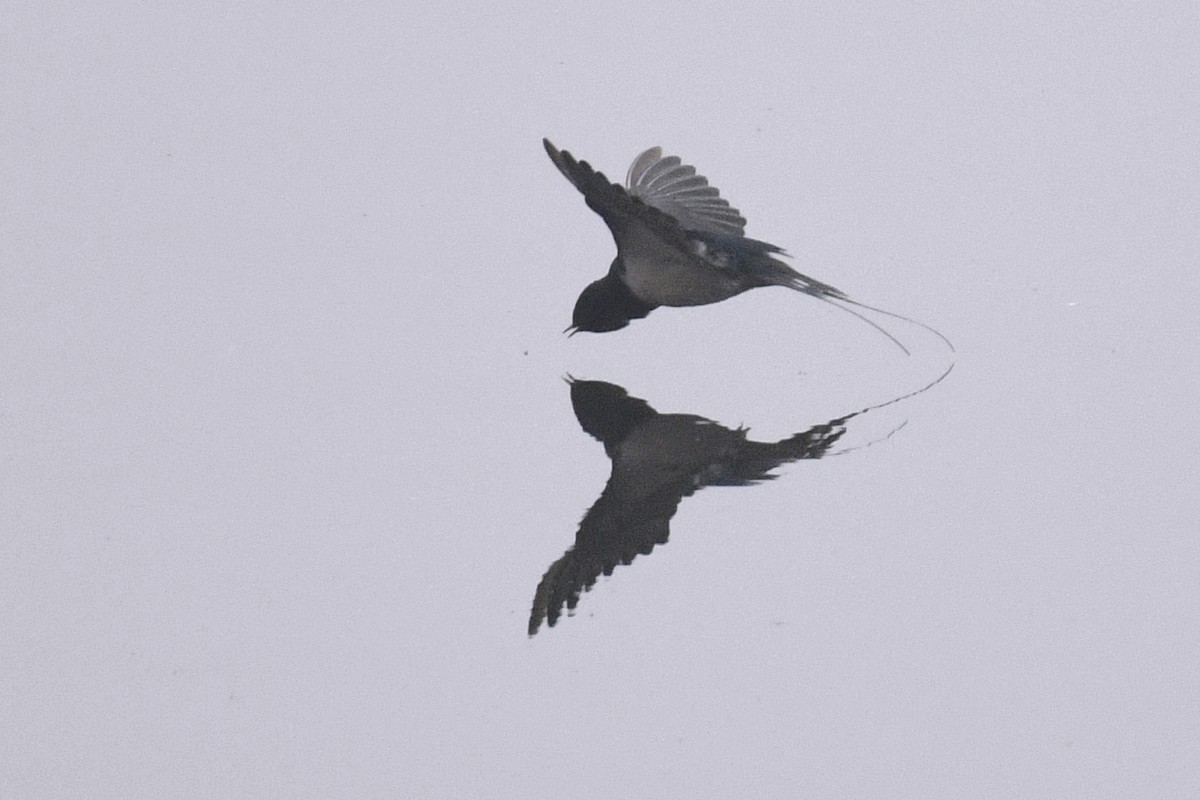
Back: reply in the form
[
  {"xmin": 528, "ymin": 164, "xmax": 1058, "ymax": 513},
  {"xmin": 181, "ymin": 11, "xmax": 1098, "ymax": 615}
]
[{"xmin": 568, "ymin": 277, "xmax": 639, "ymax": 334}]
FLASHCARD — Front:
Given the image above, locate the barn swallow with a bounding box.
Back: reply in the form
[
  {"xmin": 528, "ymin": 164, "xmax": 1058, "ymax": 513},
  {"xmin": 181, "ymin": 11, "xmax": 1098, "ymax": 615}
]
[{"xmin": 543, "ymin": 139, "xmax": 952, "ymax": 354}]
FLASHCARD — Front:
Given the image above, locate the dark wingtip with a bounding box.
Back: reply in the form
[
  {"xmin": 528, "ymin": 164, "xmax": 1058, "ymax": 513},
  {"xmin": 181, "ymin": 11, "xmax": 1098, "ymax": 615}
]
[
  {"xmin": 543, "ymin": 138, "xmax": 562, "ymax": 161},
  {"xmin": 542, "ymin": 138, "xmax": 576, "ymax": 181}
]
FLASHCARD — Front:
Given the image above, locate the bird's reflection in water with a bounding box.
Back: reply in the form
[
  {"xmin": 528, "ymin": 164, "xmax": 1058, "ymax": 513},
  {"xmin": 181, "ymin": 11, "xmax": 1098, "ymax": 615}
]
[{"xmin": 528, "ymin": 369, "xmax": 951, "ymax": 636}]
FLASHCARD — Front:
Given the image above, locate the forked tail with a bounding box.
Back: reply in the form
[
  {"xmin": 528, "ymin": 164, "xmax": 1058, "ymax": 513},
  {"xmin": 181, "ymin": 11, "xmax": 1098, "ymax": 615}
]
[{"xmin": 786, "ymin": 276, "xmax": 956, "ymax": 357}]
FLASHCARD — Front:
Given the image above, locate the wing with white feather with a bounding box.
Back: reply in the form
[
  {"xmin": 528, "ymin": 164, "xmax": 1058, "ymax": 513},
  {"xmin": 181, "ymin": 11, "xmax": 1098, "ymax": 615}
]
[{"xmin": 626, "ymin": 147, "xmax": 747, "ymax": 236}]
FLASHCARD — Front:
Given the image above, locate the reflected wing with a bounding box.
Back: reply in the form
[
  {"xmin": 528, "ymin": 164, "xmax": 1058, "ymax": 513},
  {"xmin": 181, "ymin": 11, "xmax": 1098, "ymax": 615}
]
[
  {"xmin": 528, "ymin": 411, "xmax": 744, "ymax": 635},
  {"xmin": 528, "ymin": 481, "xmax": 681, "ymax": 636},
  {"xmin": 626, "ymin": 147, "xmax": 747, "ymax": 236}
]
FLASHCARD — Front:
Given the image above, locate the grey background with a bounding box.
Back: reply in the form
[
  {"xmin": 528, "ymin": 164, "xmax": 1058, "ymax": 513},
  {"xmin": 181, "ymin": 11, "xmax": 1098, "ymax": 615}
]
[{"xmin": 4, "ymin": 2, "xmax": 1199, "ymax": 797}]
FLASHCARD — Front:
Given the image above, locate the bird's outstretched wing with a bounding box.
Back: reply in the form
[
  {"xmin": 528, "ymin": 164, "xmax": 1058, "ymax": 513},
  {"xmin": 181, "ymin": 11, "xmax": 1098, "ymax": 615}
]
[
  {"xmin": 626, "ymin": 147, "xmax": 747, "ymax": 237},
  {"xmin": 543, "ymin": 139, "xmax": 693, "ymax": 250}
]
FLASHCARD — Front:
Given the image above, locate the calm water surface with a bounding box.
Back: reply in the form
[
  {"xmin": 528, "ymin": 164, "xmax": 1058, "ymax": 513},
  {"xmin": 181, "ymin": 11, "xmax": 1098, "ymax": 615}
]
[{"xmin": 4, "ymin": 4, "xmax": 1198, "ymax": 798}]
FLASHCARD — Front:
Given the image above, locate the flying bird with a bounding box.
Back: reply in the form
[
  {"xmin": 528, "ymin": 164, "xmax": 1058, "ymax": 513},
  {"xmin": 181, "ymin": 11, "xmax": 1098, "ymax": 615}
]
[{"xmin": 543, "ymin": 138, "xmax": 951, "ymax": 353}]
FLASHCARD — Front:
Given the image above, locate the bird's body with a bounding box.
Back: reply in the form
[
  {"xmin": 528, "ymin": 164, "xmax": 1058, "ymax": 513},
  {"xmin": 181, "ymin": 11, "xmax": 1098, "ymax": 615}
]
[
  {"xmin": 621, "ymin": 236, "xmax": 740, "ymax": 307},
  {"xmin": 544, "ymin": 138, "xmax": 951, "ymax": 353}
]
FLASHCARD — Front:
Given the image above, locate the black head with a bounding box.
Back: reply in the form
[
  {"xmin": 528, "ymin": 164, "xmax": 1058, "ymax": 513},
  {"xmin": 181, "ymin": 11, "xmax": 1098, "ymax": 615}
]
[{"xmin": 568, "ymin": 270, "xmax": 656, "ymax": 334}]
